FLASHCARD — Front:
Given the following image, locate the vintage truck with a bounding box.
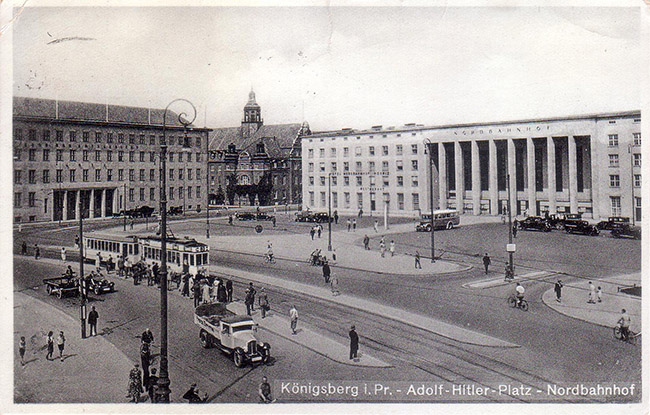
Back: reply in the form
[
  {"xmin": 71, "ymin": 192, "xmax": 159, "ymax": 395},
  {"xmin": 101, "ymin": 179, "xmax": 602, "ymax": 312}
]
[
  {"xmin": 194, "ymin": 303, "xmax": 271, "ymax": 367},
  {"xmin": 43, "ymin": 276, "xmax": 79, "ymax": 299}
]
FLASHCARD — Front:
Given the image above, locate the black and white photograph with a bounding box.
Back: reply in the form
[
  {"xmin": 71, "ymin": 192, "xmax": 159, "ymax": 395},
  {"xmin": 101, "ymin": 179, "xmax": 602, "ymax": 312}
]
[{"xmin": 1, "ymin": 0, "xmax": 646, "ymax": 413}]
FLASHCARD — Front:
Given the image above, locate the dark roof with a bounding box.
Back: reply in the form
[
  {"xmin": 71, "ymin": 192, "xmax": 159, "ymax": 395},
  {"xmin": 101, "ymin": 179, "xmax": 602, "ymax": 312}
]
[
  {"xmin": 13, "ymin": 96, "xmax": 197, "ymax": 128},
  {"xmin": 209, "ymin": 123, "xmax": 303, "ymax": 159}
]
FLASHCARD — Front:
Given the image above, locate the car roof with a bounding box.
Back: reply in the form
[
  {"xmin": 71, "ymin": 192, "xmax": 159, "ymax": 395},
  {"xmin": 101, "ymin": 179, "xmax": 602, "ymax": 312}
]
[{"xmin": 222, "ymin": 315, "xmax": 255, "ymax": 324}]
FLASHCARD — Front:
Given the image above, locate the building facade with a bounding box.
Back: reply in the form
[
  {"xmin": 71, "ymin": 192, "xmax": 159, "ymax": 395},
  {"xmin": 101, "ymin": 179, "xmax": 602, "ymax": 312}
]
[
  {"xmin": 208, "ymin": 90, "xmax": 310, "ymax": 206},
  {"xmin": 302, "ymin": 111, "xmax": 642, "ymax": 221},
  {"xmin": 13, "ymin": 97, "xmax": 211, "ymax": 223}
]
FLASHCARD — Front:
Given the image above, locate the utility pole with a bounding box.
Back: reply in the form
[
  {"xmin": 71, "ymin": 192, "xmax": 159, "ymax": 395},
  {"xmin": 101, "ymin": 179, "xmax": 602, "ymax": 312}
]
[
  {"xmin": 79, "ymin": 207, "xmax": 86, "ymax": 339},
  {"xmin": 327, "ymin": 173, "xmax": 332, "ymax": 251},
  {"xmin": 428, "ymin": 145, "xmax": 436, "ymax": 262},
  {"xmin": 506, "ymin": 173, "xmax": 514, "ymax": 279}
]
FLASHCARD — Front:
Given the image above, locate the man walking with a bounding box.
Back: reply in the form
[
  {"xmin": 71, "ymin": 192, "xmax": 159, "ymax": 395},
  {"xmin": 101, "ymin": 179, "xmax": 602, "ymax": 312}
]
[
  {"xmin": 349, "ymin": 325, "xmax": 359, "ymax": 360},
  {"xmin": 248, "ymin": 282, "xmax": 257, "ymax": 311},
  {"xmin": 34, "ymin": 244, "xmax": 40, "ymax": 260},
  {"xmin": 352, "ymin": 219, "xmax": 357, "ymax": 231},
  {"xmin": 245, "ymin": 289, "xmax": 254, "ymax": 315},
  {"xmin": 363, "ymin": 234, "xmax": 370, "ymax": 250},
  {"xmin": 554, "ymin": 280, "xmax": 563, "ymax": 302},
  {"xmin": 373, "ymin": 220, "xmax": 378, "ymax": 233},
  {"xmin": 21, "ymin": 241, "xmax": 27, "ymax": 256},
  {"xmin": 146, "ymin": 368, "xmax": 158, "ymax": 403},
  {"xmin": 588, "ymin": 281, "xmax": 596, "ymax": 304},
  {"xmin": 322, "ymin": 260, "xmax": 331, "ymax": 284},
  {"xmin": 289, "ymin": 305, "xmax": 298, "ymax": 335},
  {"xmin": 317, "ymin": 224, "xmax": 322, "ymax": 238},
  {"xmin": 259, "ymin": 288, "xmax": 270, "ymax": 319},
  {"xmin": 482, "ymin": 253, "xmax": 491, "ymax": 274},
  {"xmin": 310, "ymin": 227, "xmax": 316, "ymax": 240},
  {"xmin": 346, "ymin": 219, "xmax": 351, "ymax": 232},
  {"xmin": 88, "ymin": 306, "xmax": 99, "ymax": 336},
  {"xmin": 226, "ymin": 279, "xmax": 233, "ymax": 302},
  {"xmin": 512, "ymin": 220, "xmax": 518, "ymax": 238},
  {"xmin": 415, "ymin": 251, "xmax": 422, "ymax": 269},
  {"xmin": 61, "ymin": 247, "xmax": 66, "ymax": 262},
  {"xmin": 389, "ymin": 240, "xmax": 395, "ymax": 257},
  {"xmin": 333, "ymin": 210, "xmax": 339, "ymax": 224}
]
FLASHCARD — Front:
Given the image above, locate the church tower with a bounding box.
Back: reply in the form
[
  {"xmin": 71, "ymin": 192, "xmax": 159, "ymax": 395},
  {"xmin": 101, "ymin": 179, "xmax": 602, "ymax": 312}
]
[{"xmin": 242, "ymin": 89, "xmax": 263, "ymax": 139}]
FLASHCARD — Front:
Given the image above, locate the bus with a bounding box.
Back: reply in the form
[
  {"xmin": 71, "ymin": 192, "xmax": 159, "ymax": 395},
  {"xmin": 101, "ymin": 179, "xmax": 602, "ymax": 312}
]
[
  {"xmin": 84, "ymin": 233, "xmax": 140, "ymax": 265},
  {"xmin": 416, "ymin": 209, "xmax": 460, "ymax": 232}
]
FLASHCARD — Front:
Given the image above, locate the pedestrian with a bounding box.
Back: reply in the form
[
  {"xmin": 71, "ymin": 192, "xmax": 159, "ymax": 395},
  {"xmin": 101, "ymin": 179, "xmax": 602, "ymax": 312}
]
[
  {"xmin": 289, "ymin": 305, "xmax": 299, "ymax": 334},
  {"xmin": 130, "ymin": 219, "xmax": 134, "ymax": 230},
  {"xmin": 74, "ymin": 235, "xmax": 80, "ymax": 248},
  {"xmin": 124, "ymin": 257, "xmax": 132, "ymax": 279},
  {"xmin": 373, "ymin": 220, "xmax": 378, "ymax": 233},
  {"xmin": 588, "ymin": 281, "xmax": 596, "ymax": 304},
  {"xmin": 358, "ymin": 208, "xmax": 363, "ymax": 218},
  {"xmin": 352, "ymin": 219, "xmax": 357, "ymax": 231},
  {"xmin": 152, "ymin": 262, "xmax": 159, "ymax": 285},
  {"xmin": 88, "ymin": 306, "xmax": 99, "ymax": 336},
  {"xmin": 415, "ymin": 251, "xmax": 422, "ymax": 269},
  {"xmin": 61, "ymin": 247, "xmax": 66, "ymax": 262},
  {"xmin": 554, "ymin": 280, "xmax": 563, "ymax": 302},
  {"xmin": 322, "ymin": 260, "xmax": 331, "ymax": 284},
  {"xmin": 226, "ymin": 279, "xmax": 233, "ymax": 302},
  {"xmin": 18, "ymin": 224, "xmax": 22, "ymax": 232},
  {"xmin": 379, "ymin": 241, "xmax": 386, "ymax": 258},
  {"xmin": 183, "ymin": 383, "xmax": 207, "ymax": 403},
  {"xmin": 57, "ymin": 331, "xmax": 65, "ymax": 361},
  {"xmin": 259, "ymin": 376, "xmax": 274, "ymax": 403},
  {"xmin": 34, "ymin": 244, "xmax": 40, "ymax": 260},
  {"xmin": 597, "ymin": 286, "xmax": 603, "ymax": 303},
  {"xmin": 512, "ymin": 221, "xmax": 518, "ymax": 238},
  {"xmin": 310, "ymin": 227, "xmax": 316, "ymax": 240},
  {"xmin": 347, "ymin": 219, "xmax": 351, "ymax": 232},
  {"xmin": 182, "ymin": 273, "xmax": 190, "ymax": 297},
  {"xmin": 202, "ymin": 280, "xmax": 212, "ymax": 304},
  {"xmin": 317, "ymin": 225, "xmax": 322, "ymax": 238},
  {"xmin": 333, "ymin": 210, "xmax": 339, "ymax": 224},
  {"xmin": 248, "ymin": 282, "xmax": 257, "ymax": 311},
  {"xmin": 46, "ymin": 331, "xmax": 54, "ymax": 360},
  {"xmin": 140, "ymin": 342, "xmax": 151, "ymax": 383},
  {"xmin": 127, "ymin": 363, "xmax": 144, "ymax": 403},
  {"xmin": 96, "ymin": 252, "xmax": 102, "ymax": 272},
  {"xmin": 118, "ymin": 256, "xmax": 125, "ymax": 277},
  {"xmin": 141, "ymin": 328, "xmax": 154, "ymax": 345},
  {"xmin": 19, "ymin": 336, "xmax": 26, "ymax": 365},
  {"xmin": 482, "ymin": 253, "xmax": 491, "ymax": 274},
  {"xmin": 21, "ymin": 241, "xmax": 27, "ymax": 255},
  {"xmin": 146, "ymin": 368, "xmax": 158, "ymax": 403},
  {"xmin": 349, "ymin": 325, "xmax": 359, "ymax": 360},
  {"xmin": 330, "ymin": 275, "xmax": 340, "ymax": 296},
  {"xmin": 259, "ymin": 288, "xmax": 270, "ymax": 318},
  {"xmin": 217, "ymin": 279, "xmax": 227, "ymax": 303},
  {"xmin": 363, "ymin": 234, "xmax": 370, "ymax": 250},
  {"xmin": 228, "ymin": 214, "xmax": 234, "ymax": 225},
  {"xmin": 389, "ymin": 240, "xmax": 395, "ymax": 257},
  {"xmin": 272, "ymin": 216, "xmax": 276, "ymax": 227},
  {"xmin": 245, "ymin": 289, "xmax": 254, "ymax": 315},
  {"xmin": 107, "ymin": 255, "xmax": 114, "ymax": 273},
  {"xmin": 193, "ymin": 279, "xmax": 202, "ymax": 308}
]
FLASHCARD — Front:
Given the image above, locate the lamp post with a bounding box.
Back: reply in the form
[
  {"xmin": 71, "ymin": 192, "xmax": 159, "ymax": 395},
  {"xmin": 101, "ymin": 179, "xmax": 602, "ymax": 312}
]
[
  {"xmin": 206, "ymin": 130, "xmax": 210, "ymax": 238},
  {"xmin": 424, "ymin": 139, "xmax": 436, "ymax": 263},
  {"xmin": 628, "ymin": 144, "xmax": 636, "ymax": 225},
  {"xmin": 506, "ymin": 173, "xmax": 515, "ymax": 279},
  {"xmin": 155, "ymin": 98, "xmax": 197, "ymax": 404},
  {"xmin": 123, "ymin": 183, "xmax": 127, "ymax": 231},
  {"xmin": 79, "ymin": 204, "xmax": 86, "ymax": 339},
  {"xmin": 327, "ymin": 173, "xmax": 333, "ymax": 251}
]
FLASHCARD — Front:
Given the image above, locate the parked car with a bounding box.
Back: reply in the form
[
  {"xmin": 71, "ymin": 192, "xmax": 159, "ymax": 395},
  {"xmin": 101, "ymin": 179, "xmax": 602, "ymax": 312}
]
[
  {"xmin": 295, "ymin": 210, "xmax": 315, "ymax": 222},
  {"xmin": 86, "ymin": 273, "xmax": 115, "ymax": 295},
  {"xmin": 546, "ymin": 213, "xmax": 582, "ymax": 230},
  {"xmin": 596, "ymin": 216, "xmax": 631, "ymax": 230},
  {"xmin": 312, "ymin": 212, "xmax": 333, "ymax": 223},
  {"xmin": 256, "ymin": 212, "xmax": 275, "ymax": 221},
  {"xmin": 564, "ymin": 220, "xmax": 599, "ymax": 236},
  {"xmin": 168, "ymin": 206, "xmax": 183, "ymax": 216},
  {"xmin": 236, "ymin": 212, "xmax": 256, "ymax": 221},
  {"xmin": 611, "ymin": 223, "xmax": 641, "ymax": 240},
  {"xmin": 133, "ymin": 205, "xmax": 155, "ymax": 218},
  {"xmin": 518, "ymin": 216, "xmax": 552, "ymax": 232}
]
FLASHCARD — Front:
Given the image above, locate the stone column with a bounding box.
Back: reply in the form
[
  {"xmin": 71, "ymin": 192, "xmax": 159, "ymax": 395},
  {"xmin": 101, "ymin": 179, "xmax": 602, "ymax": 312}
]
[
  {"xmin": 527, "ymin": 137, "xmax": 536, "ymax": 216},
  {"xmin": 438, "ymin": 143, "xmax": 447, "ymax": 210},
  {"xmin": 568, "ymin": 136, "xmax": 578, "ymax": 214},
  {"xmin": 89, "ymin": 189, "xmax": 95, "ymax": 218},
  {"xmin": 547, "ymin": 137, "xmax": 556, "ymax": 214},
  {"xmin": 471, "ymin": 140, "xmax": 481, "ymax": 215},
  {"xmin": 454, "ymin": 141, "xmax": 464, "ymax": 213},
  {"xmin": 488, "ymin": 139, "xmax": 498, "ymax": 215},
  {"xmin": 507, "ymin": 138, "xmax": 517, "ymax": 216},
  {"xmin": 62, "ymin": 190, "xmax": 68, "ymax": 221},
  {"xmin": 101, "ymin": 189, "xmax": 107, "ymax": 218},
  {"xmin": 74, "ymin": 190, "xmax": 80, "ymax": 220}
]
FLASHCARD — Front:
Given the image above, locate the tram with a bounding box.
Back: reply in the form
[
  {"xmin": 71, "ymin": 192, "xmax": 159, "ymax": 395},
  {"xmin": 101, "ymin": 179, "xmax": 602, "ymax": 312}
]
[{"xmin": 83, "ymin": 233, "xmax": 140, "ymax": 265}]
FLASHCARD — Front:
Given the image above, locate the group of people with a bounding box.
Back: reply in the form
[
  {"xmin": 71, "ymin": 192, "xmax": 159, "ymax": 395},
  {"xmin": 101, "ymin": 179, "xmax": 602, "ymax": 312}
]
[
  {"xmin": 346, "ymin": 219, "xmax": 357, "ymax": 232},
  {"xmin": 321, "ymin": 260, "xmax": 340, "ymax": 295},
  {"xmin": 192, "ymin": 275, "xmax": 234, "ymax": 307},
  {"xmin": 127, "ymin": 328, "xmax": 159, "ymax": 403},
  {"xmin": 309, "ymin": 224, "xmax": 323, "ymax": 240}
]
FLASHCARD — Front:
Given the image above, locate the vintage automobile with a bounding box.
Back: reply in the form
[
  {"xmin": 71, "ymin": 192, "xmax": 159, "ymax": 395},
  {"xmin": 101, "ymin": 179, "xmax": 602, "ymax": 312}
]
[
  {"xmin": 611, "ymin": 223, "xmax": 641, "ymax": 240},
  {"xmin": 518, "ymin": 216, "xmax": 552, "ymax": 232},
  {"xmin": 256, "ymin": 212, "xmax": 275, "ymax": 221},
  {"xmin": 312, "ymin": 212, "xmax": 333, "ymax": 223},
  {"xmin": 168, "ymin": 206, "xmax": 183, "ymax": 216},
  {"xmin": 194, "ymin": 303, "xmax": 271, "ymax": 367},
  {"xmin": 596, "ymin": 216, "xmax": 631, "ymax": 230},
  {"xmin": 86, "ymin": 273, "xmax": 115, "ymax": 295},
  {"xmin": 564, "ymin": 220, "xmax": 599, "ymax": 236},
  {"xmin": 295, "ymin": 210, "xmax": 315, "ymax": 222},
  {"xmin": 43, "ymin": 276, "xmax": 79, "ymax": 299},
  {"xmin": 133, "ymin": 205, "xmax": 155, "ymax": 218},
  {"xmin": 546, "ymin": 213, "xmax": 582, "ymax": 230},
  {"xmin": 236, "ymin": 212, "xmax": 256, "ymax": 221}
]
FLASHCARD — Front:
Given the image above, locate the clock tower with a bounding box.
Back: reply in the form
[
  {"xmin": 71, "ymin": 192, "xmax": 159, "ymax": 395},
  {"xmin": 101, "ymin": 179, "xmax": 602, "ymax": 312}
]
[{"xmin": 242, "ymin": 89, "xmax": 263, "ymax": 139}]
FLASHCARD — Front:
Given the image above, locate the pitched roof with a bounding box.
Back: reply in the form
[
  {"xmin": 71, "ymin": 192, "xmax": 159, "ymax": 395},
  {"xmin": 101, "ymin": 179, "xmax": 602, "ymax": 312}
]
[
  {"xmin": 209, "ymin": 123, "xmax": 303, "ymax": 159},
  {"xmin": 13, "ymin": 96, "xmax": 196, "ymax": 127},
  {"xmin": 208, "ymin": 126, "xmax": 241, "ymax": 150}
]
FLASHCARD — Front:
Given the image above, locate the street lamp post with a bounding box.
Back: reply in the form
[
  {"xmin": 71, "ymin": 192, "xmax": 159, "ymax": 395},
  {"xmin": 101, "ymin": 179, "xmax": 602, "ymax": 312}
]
[
  {"xmin": 206, "ymin": 131, "xmax": 210, "ymax": 238},
  {"xmin": 424, "ymin": 139, "xmax": 436, "ymax": 263},
  {"xmin": 628, "ymin": 144, "xmax": 636, "ymax": 225},
  {"xmin": 506, "ymin": 173, "xmax": 514, "ymax": 279},
  {"xmin": 79, "ymin": 205, "xmax": 86, "ymax": 339},
  {"xmin": 327, "ymin": 173, "xmax": 333, "ymax": 251},
  {"xmin": 155, "ymin": 98, "xmax": 197, "ymax": 404},
  {"xmin": 123, "ymin": 183, "xmax": 127, "ymax": 231}
]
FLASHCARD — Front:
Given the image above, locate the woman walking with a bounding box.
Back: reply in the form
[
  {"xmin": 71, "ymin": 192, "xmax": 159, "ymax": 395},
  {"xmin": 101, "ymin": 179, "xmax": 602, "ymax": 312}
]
[
  {"xmin": 19, "ymin": 336, "xmax": 26, "ymax": 365},
  {"xmin": 46, "ymin": 331, "xmax": 54, "ymax": 360},
  {"xmin": 127, "ymin": 363, "xmax": 144, "ymax": 403},
  {"xmin": 57, "ymin": 331, "xmax": 66, "ymax": 361}
]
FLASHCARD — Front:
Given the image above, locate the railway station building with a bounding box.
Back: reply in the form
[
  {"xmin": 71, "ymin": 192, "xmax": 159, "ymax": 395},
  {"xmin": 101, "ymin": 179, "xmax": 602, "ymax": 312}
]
[
  {"xmin": 13, "ymin": 96, "xmax": 211, "ymax": 223},
  {"xmin": 302, "ymin": 111, "xmax": 641, "ymax": 221}
]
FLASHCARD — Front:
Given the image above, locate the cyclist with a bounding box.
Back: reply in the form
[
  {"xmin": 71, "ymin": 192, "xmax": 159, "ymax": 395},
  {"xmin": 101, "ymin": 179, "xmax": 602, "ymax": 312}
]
[
  {"xmin": 618, "ymin": 308, "xmax": 631, "ymax": 341},
  {"xmin": 514, "ymin": 283, "xmax": 525, "ymax": 307}
]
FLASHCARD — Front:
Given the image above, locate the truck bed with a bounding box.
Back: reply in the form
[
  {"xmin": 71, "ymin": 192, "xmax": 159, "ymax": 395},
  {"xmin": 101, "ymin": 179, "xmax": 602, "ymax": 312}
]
[{"xmin": 194, "ymin": 303, "xmax": 236, "ymax": 336}]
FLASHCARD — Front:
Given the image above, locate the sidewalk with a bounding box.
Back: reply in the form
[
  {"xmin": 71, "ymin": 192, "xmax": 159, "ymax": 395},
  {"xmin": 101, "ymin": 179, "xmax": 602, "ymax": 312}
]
[
  {"xmin": 13, "ymin": 292, "xmax": 134, "ymax": 403},
  {"xmin": 211, "ymin": 264, "xmax": 518, "ymax": 348},
  {"xmin": 542, "ymin": 273, "xmax": 641, "ymax": 333},
  {"xmin": 226, "ymin": 301, "xmax": 391, "ymax": 368}
]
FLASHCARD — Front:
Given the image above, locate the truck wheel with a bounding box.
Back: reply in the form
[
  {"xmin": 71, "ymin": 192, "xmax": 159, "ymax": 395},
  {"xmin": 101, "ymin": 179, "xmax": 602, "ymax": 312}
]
[
  {"xmin": 46, "ymin": 285, "xmax": 52, "ymax": 295},
  {"xmin": 233, "ymin": 348, "xmax": 245, "ymax": 367},
  {"xmin": 199, "ymin": 330, "xmax": 211, "ymax": 349},
  {"xmin": 57, "ymin": 290, "xmax": 63, "ymax": 299},
  {"xmin": 262, "ymin": 348, "xmax": 271, "ymax": 364},
  {"xmin": 94, "ymin": 287, "xmax": 101, "ymax": 295},
  {"xmin": 446, "ymin": 222, "xmax": 453, "ymax": 230}
]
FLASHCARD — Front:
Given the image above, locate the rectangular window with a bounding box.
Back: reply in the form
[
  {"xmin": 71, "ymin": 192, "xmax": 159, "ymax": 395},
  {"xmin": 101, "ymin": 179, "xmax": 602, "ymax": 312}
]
[
  {"xmin": 150, "ymin": 169, "xmax": 155, "ymax": 181},
  {"xmin": 344, "ymin": 176, "xmax": 350, "ymax": 186},
  {"xmin": 14, "ymin": 148, "xmax": 21, "ymax": 161},
  {"xmin": 56, "ymin": 169, "xmax": 63, "ymax": 183},
  {"xmin": 118, "ymin": 151, "xmax": 124, "ymax": 162},
  {"xmin": 412, "ymin": 160, "xmax": 419, "ymax": 171},
  {"xmin": 69, "ymin": 169, "xmax": 76, "ymax": 182},
  {"xmin": 633, "ymin": 132, "xmax": 641, "ymax": 146},
  {"xmin": 83, "ymin": 169, "xmax": 89, "ymax": 182},
  {"xmin": 382, "ymin": 161, "xmax": 389, "ymax": 171},
  {"xmin": 95, "ymin": 150, "xmax": 101, "ymax": 161},
  {"xmin": 82, "ymin": 131, "xmax": 89, "ymax": 142},
  {"xmin": 357, "ymin": 192, "xmax": 363, "ymax": 209},
  {"xmin": 107, "ymin": 132, "xmax": 113, "ymax": 143},
  {"xmin": 369, "ymin": 161, "xmax": 376, "ymax": 172},
  {"xmin": 411, "ymin": 144, "xmax": 418, "ymax": 155},
  {"xmin": 634, "ymin": 174, "xmax": 641, "ymax": 187},
  {"xmin": 355, "ymin": 147, "xmax": 362, "ymax": 157},
  {"xmin": 169, "ymin": 169, "xmax": 174, "ymax": 180},
  {"xmin": 320, "ymin": 162, "xmax": 326, "ymax": 172},
  {"xmin": 95, "ymin": 169, "xmax": 101, "ymax": 182},
  {"xmin": 140, "ymin": 188, "xmax": 145, "ymax": 201},
  {"xmin": 188, "ymin": 186, "xmax": 192, "ymax": 199},
  {"xmin": 608, "ymin": 134, "xmax": 618, "ymax": 147},
  {"xmin": 196, "ymin": 153, "xmax": 202, "ymax": 162},
  {"xmin": 139, "ymin": 134, "xmax": 146, "ymax": 145},
  {"xmin": 343, "ymin": 162, "xmax": 349, "ymax": 172},
  {"xmin": 332, "ymin": 176, "xmax": 337, "ymax": 186},
  {"xmin": 331, "ymin": 162, "xmax": 338, "ymax": 172},
  {"xmin": 188, "ymin": 153, "xmax": 192, "ymax": 162},
  {"xmin": 150, "ymin": 152, "xmax": 156, "ymax": 162},
  {"xmin": 179, "ymin": 169, "xmax": 184, "ymax": 181},
  {"xmin": 42, "ymin": 130, "xmax": 50, "ymax": 141},
  {"xmin": 107, "ymin": 169, "xmax": 113, "ymax": 181},
  {"xmin": 140, "ymin": 151, "xmax": 145, "ymax": 162},
  {"xmin": 118, "ymin": 169, "xmax": 124, "ymax": 181},
  {"xmin": 139, "ymin": 169, "xmax": 145, "ymax": 181},
  {"xmin": 610, "ymin": 196, "xmax": 621, "ymax": 216},
  {"xmin": 609, "ymin": 174, "xmax": 620, "ymax": 187},
  {"xmin": 308, "ymin": 163, "xmax": 314, "ymax": 172},
  {"xmin": 355, "ymin": 161, "xmax": 362, "ymax": 171},
  {"xmin": 382, "ymin": 145, "xmax": 389, "ymax": 156},
  {"xmin": 150, "ymin": 188, "xmax": 156, "ymax": 201},
  {"xmin": 309, "ymin": 176, "xmax": 314, "ymax": 185},
  {"xmin": 609, "ymin": 154, "xmax": 619, "ymax": 166},
  {"xmin": 169, "ymin": 152, "xmax": 174, "ymax": 162},
  {"xmin": 129, "ymin": 169, "xmax": 135, "ymax": 181},
  {"xmin": 369, "ymin": 146, "xmax": 375, "ymax": 156},
  {"xmin": 69, "ymin": 131, "xmax": 77, "ymax": 142},
  {"xmin": 28, "ymin": 192, "xmax": 36, "ymax": 207},
  {"xmin": 129, "ymin": 134, "xmax": 135, "ymax": 144},
  {"xmin": 27, "ymin": 129, "xmax": 36, "ymax": 141},
  {"xmin": 397, "ymin": 176, "xmax": 404, "ymax": 186},
  {"xmin": 15, "ymin": 128, "xmax": 23, "ymax": 140},
  {"xmin": 320, "ymin": 191, "xmax": 326, "ymax": 207},
  {"xmin": 383, "ymin": 176, "xmax": 389, "ymax": 187},
  {"xmin": 412, "ymin": 193, "xmax": 420, "ymax": 210},
  {"xmin": 343, "ymin": 147, "xmax": 350, "ymax": 157},
  {"xmin": 309, "ymin": 191, "xmax": 315, "ymax": 205},
  {"xmin": 129, "ymin": 188, "xmax": 134, "ymax": 202},
  {"xmin": 69, "ymin": 150, "xmax": 76, "ymax": 161},
  {"xmin": 308, "ymin": 149, "xmax": 314, "ymax": 158},
  {"xmin": 14, "ymin": 192, "xmax": 21, "ymax": 208},
  {"xmin": 356, "ymin": 176, "xmax": 363, "ymax": 186},
  {"xmin": 330, "ymin": 148, "xmax": 337, "ymax": 157},
  {"xmin": 82, "ymin": 150, "xmax": 89, "ymax": 162},
  {"xmin": 412, "ymin": 175, "xmax": 419, "ymax": 187},
  {"xmin": 398, "ymin": 193, "xmax": 404, "ymax": 210},
  {"xmin": 129, "ymin": 151, "xmax": 135, "ymax": 162},
  {"xmin": 633, "ymin": 153, "xmax": 641, "ymax": 167},
  {"xmin": 42, "ymin": 149, "xmax": 50, "ymax": 161},
  {"xmin": 344, "ymin": 192, "xmax": 350, "ymax": 208},
  {"xmin": 332, "ymin": 192, "xmax": 338, "ymax": 208},
  {"xmin": 320, "ymin": 176, "xmax": 326, "ymax": 186},
  {"xmin": 42, "ymin": 170, "xmax": 50, "ymax": 183},
  {"xmin": 396, "ymin": 160, "xmax": 403, "ymax": 171},
  {"xmin": 29, "ymin": 149, "xmax": 36, "ymax": 161},
  {"xmin": 396, "ymin": 145, "xmax": 403, "ymax": 155},
  {"xmin": 14, "ymin": 170, "xmax": 22, "ymax": 184},
  {"xmin": 56, "ymin": 130, "xmax": 63, "ymax": 142},
  {"xmin": 319, "ymin": 148, "xmax": 325, "ymax": 158},
  {"xmin": 196, "ymin": 169, "xmax": 201, "ymax": 180},
  {"xmin": 118, "ymin": 133, "xmax": 124, "ymax": 143}
]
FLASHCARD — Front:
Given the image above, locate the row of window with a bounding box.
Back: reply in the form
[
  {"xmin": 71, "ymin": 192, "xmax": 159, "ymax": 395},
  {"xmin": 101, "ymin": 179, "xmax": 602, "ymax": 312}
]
[
  {"xmin": 307, "ymin": 160, "xmax": 419, "ymax": 173},
  {"xmin": 308, "ymin": 175, "xmax": 419, "ymax": 188},
  {"xmin": 15, "ymin": 128, "xmax": 203, "ymax": 147},
  {"xmin": 609, "ymin": 174, "xmax": 642, "ymax": 188},
  {"xmin": 14, "ymin": 168, "xmax": 201, "ymax": 184},
  {"xmin": 308, "ymin": 191, "xmax": 419, "ymax": 211},
  {"xmin": 608, "ymin": 153, "xmax": 641, "ymax": 167},
  {"xmin": 308, "ymin": 143, "xmax": 419, "ymax": 159},
  {"xmin": 607, "ymin": 133, "xmax": 642, "ymax": 147},
  {"xmin": 609, "ymin": 196, "xmax": 642, "ymax": 217},
  {"xmin": 14, "ymin": 148, "xmax": 203, "ymax": 163}
]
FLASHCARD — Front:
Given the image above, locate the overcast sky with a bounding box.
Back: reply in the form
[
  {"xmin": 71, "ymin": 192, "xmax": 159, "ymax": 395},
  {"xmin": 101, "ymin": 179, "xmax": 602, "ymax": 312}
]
[{"xmin": 12, "ymin": 6, "xmax": 642, "ymax": 131}]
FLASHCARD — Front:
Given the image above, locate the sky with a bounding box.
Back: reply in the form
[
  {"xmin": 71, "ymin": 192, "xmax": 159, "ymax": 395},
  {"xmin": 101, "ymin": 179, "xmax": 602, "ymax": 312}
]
[{"xmin": 11, "ymin": 5, "xmax": 643, "ymax": 132}]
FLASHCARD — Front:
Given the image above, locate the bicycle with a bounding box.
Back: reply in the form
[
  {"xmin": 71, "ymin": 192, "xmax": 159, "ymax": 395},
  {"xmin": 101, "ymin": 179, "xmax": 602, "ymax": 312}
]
[
  {"xmin": 264, "ymin": 254, "xmax": 276, "ymax": 264},
  {"xmin": 507, "ymin": 295, "xmax": 529, "ymax": 311},
  {"xmin": 613, "ymin": 324, "xmax": 639, "ymax": 345}
]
